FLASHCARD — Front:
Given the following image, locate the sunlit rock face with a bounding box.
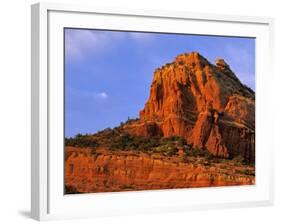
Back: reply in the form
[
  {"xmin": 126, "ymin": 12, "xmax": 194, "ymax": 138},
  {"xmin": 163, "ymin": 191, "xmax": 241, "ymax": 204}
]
[
  {"xmin": 65, "ymin": 147, "xmax": 254, "ymax": 193},
  {"xmin": 128, "ymin": 52, "xmax": 255, "ymax": 163}
]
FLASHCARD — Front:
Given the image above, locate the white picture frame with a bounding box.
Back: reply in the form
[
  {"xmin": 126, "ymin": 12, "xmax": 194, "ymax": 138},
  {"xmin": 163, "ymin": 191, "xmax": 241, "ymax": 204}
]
[{"xmin": 31, "ymin": 2, "xmax": 274, "ymax": 221}]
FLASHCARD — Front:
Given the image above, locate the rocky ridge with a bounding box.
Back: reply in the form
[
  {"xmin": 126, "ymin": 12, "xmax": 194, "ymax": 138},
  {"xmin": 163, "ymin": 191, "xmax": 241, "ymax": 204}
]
[{"xmin": 124, "ymin": 52, "xmax": 255, "ymax": 162}]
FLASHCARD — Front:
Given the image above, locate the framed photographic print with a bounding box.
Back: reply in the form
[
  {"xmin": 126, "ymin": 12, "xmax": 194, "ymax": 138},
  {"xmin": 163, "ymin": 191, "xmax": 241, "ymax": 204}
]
[{"xmin": 31, "ymin": 2, "xmax": 274, "ymax": 221}]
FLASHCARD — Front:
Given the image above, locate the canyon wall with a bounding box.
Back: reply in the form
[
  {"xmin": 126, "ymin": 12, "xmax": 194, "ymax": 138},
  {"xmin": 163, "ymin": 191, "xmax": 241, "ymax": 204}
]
[{"xmin": 65, "ymin": 147, "xmax": 254, "ymax": 193}]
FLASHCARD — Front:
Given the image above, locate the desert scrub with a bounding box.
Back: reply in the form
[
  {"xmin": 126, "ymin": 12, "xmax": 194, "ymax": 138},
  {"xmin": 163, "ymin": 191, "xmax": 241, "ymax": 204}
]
[
  {"xmin": 236, "ymin": 168, "xmax": 255, "ymax": 176},
  {"xmin": 65, "ymin": 134, "xmax": 99, "ymax": 149},
  {"xmin": 184, "ymin": 146, "xmax": 213, "ymax": 158},
  {"xmin": 67, "ymin": 129, "xmax": 191, "ymax": 156},
  {"xmin": 66, "ymin": 130, "xmax": 231, "ymax": 162},
  {"xmin": 181, "ymin": 154, "xmax": 192, "ymax": 163},
  {"xmin": 232, "ymin": 155, "xmax": 245, "ymax": 165}
]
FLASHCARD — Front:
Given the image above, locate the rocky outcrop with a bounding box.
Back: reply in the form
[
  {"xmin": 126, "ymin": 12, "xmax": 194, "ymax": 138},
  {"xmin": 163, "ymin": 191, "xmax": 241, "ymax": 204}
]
[
  {"xmin": 65, "ymin": 147, "xmax": 254, "ymax": 193},
  {"xmin": 125, "ymin": 52, "xmax": 255, "ymax": 162}
]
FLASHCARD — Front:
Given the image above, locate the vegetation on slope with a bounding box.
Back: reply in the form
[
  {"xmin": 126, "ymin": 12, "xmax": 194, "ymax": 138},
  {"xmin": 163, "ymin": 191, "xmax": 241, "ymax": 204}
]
[{"xmin": 65, "ymin": 125, "xmax": 253, "ymax": 166}]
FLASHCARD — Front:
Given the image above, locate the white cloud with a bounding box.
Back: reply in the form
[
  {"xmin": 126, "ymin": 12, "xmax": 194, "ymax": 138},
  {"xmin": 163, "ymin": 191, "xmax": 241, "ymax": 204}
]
[
  {"xmin": 67, "ymin": 87, "xmax": 109, "ymax": 100},
  {"xmin": 65, "ymin": 29, "xmax": 124, "ymax": 61},
  {"xmin": 64, "ymin": 29, "xmax": 156, "ymax": 62},
  {"xmin": 96, "ymin": 92, "xmax": 108, "ymax": 99},
  {"xmin": 128, "ymin": 32, "xmax": 154, "ymax": 43}
]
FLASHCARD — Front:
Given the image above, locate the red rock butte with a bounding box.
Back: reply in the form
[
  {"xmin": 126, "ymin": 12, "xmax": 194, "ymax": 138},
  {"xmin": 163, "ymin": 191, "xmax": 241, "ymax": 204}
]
[{"xmin": 124, "ymin": 51, "xmax": 255, "ymax": 163}]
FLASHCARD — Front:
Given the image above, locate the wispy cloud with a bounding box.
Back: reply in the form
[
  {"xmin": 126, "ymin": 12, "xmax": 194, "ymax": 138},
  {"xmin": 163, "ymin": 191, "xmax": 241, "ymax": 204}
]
[
  {"xmin": 65, "ymin": 29, "xmax": 124, "ymax": 61},
  {"xmin": 128, "ymin": 32, "xmax": 155, "ymax": 43},
  {"xmin": 66, "ymin": 87, "xmax": 109, "ymax": 100},
  {"xmin": 65, "ymin": 29, "xmax": 157, "ymax": 62},
  {"xmin": 95, "ymin": 92, "xmax": 108, "ymax": 99}
]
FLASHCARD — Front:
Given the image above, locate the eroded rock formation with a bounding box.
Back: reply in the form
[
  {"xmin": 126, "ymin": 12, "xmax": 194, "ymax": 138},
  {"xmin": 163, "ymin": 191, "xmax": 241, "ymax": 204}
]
[{"xmin": 125, "ymin": 52, "xmax": 255, "ymax": 162}]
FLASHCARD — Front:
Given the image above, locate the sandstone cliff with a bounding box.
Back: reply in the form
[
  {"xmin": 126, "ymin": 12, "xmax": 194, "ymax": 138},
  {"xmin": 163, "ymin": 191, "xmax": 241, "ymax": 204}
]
[
  {"xmin": 125, "ymin": 52, "xmax": 255, "ymax": 163},
  {"xmin": 65, "ymin": 147, "xmax": 254, "ymax": 193}
]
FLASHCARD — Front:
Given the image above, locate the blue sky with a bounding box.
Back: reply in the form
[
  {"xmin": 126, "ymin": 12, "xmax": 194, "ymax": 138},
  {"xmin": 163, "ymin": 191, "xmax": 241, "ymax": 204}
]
[{"xmin": 65, "ymin": 28, "xmax": 255, "ymax": 137}]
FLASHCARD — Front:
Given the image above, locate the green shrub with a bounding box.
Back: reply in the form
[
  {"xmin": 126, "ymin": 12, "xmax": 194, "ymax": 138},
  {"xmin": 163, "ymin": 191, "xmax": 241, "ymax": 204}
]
[
  {"xmin": 233, "ymin": 155, "xmax": 245, "ymax": 165},
  {"xmin": 68, "ymin": 130, "xmax": 231, "ymax": 161},
  {"xmin": 65, "ymin": 134, "xmax": 99, "ymax": 149},
  {"xmin": 210, "ymin": 157, "xmax": 222, "ymax": 163},
  {"xmin": 166, "ymin": 146, "xmax": 178, "ymax": 156},
  {"xmin": 236, "ymin": 169, "xmax": 255, "ymax": 176},
  {"xmin": 206, "ymin": 153, "xmax": 214, "ymax": 161},
  {"xmin": 181, "ymin": 155, "xmax": 191, "ymax": 163}
]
